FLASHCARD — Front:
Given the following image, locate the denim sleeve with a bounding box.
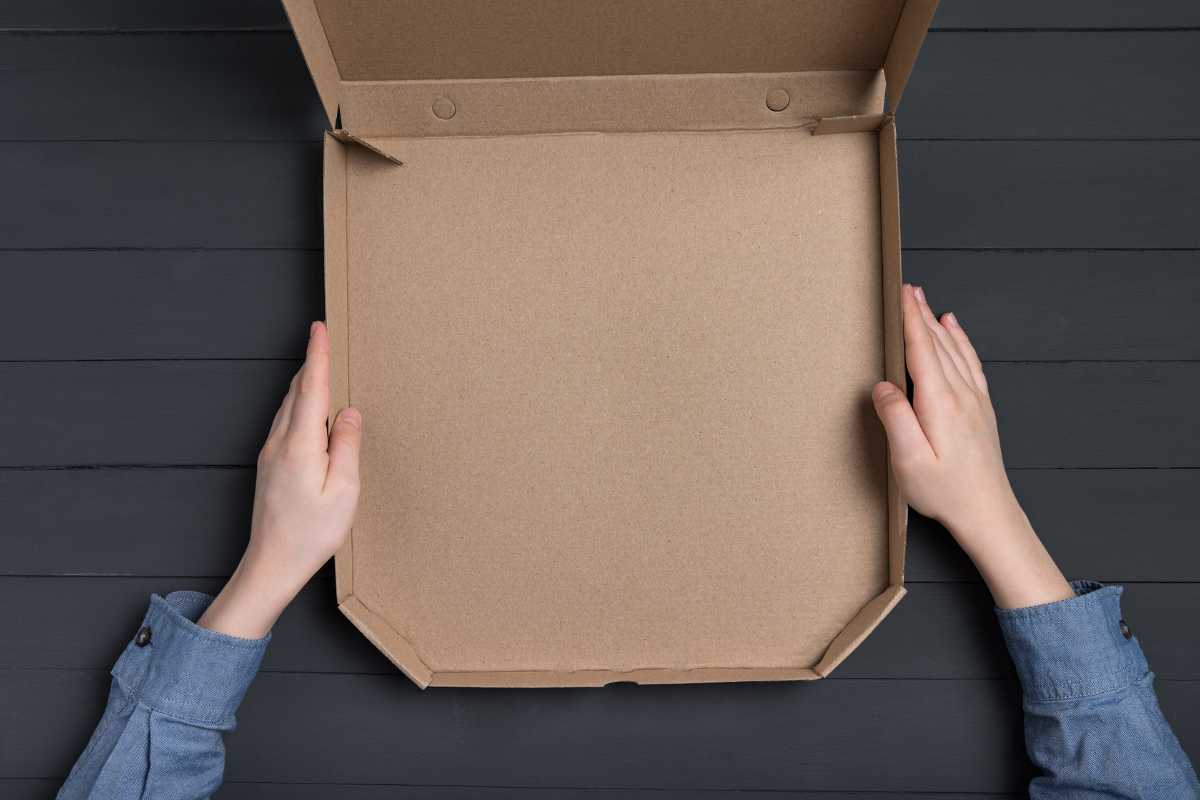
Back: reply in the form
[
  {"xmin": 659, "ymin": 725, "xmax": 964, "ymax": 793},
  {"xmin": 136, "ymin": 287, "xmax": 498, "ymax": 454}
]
[
  {"xmin": 57, "ymin": 591, "xmax": 269, "ymax": 800},
  {"xmin": 997, "ymin": 580, "xmax": 1200, "ymax": 799}
]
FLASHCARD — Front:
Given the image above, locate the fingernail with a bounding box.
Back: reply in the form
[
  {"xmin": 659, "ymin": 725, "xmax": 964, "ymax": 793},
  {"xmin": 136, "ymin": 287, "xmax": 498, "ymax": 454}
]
[
  {"xmin": 310, "ymin": 321, "xmax": 320, "ymax": 337},
  {"xmin": 945, "ymin": 311, "xmax": 959, "ymax": 328},
  {"xmin": 914, "ymin": 285, "xmax": 926, "ymax": 303}
]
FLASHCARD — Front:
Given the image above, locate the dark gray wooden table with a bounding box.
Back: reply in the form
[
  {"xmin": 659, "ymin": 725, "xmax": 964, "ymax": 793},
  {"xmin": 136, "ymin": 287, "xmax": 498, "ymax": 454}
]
[{"xmin": 2, "ymin": 2, "xmax": 1198, "ymax": 797}]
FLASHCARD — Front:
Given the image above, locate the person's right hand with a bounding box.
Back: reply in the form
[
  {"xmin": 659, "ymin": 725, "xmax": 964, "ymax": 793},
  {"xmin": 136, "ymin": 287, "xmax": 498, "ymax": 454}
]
[{"xmin": 871, "ymin": 284, "xmax": 1073, "ymax": 608}]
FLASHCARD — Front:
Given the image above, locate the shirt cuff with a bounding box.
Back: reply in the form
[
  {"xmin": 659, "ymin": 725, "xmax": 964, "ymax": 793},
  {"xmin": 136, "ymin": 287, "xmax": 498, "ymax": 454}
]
[
  {"xmin": 995, "ymin": 580, "xmax": 1148, "ymax": 703},
  {"xmin": 111, "ymin": 591, "xmax": 270, "ymax": 730}
]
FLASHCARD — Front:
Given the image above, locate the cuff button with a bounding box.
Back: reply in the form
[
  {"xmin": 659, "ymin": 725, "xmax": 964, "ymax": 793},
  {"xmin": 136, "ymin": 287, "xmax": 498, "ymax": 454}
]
[
  {"xmin": 1119, "ymin": 619, "xmax": 1132, "ymax": 640},
  {"xmin": 134, "ymin": 626, "xmax": 153, "ymax": 647}
]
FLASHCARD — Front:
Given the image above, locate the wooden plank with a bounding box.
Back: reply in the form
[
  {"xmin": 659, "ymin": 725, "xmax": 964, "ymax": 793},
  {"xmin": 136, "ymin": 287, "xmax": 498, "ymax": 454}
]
[
  {"xmin": 5, "ymin": 32, "xmax": 1199, "ymax": 141},
  {"xmin": 3, "ymin": 250, "xmax": 1195, "ymax": 363},
  {"xmin": 3, "ymin": 142, "xmax": 1196, "ymax": 250},
  {"xmin": 0, "ymin": 142, "xmax": 320, "ymax": 249},
  {"xmin": 904, "ymin": 32, "xmax": 1200, "ymax": 138},
  {"xmin": 7, "ymin": 468, "xmax": 1198, "ymax": 581},
  {"xmin": 903, "ymin": 251, "xmax": 1200, "ymax": 361},
  {"xmin": 0, "ymin": 361, "xmax": 295, "ymax": 467},
  {"xmin": 0, "ymin": 468, "xmax": 254, "ymax": 576},
  {"xmin": 0, "ymin": 669, "xmax": 1032, "ymax": 791},
  {"xmin": 0, "ymin": 1, "xmax": 290, "ymax": 30},
  {"xmin": 3, "ymin": 362, "xmax": 1197, "ymax": 468},
  {"xmin": 900, "ymin": 141, "xmax": 1200, "ymax": 249},
  {"xmin": 2, "ymin": 1, "xmax": 1196, "ymax": 32},
  {"xmin": 0, "ymin": 782, "xmax": 1022, "ymax": 800},
  {"xmin": 0, "ymin": 250, "xmax": 321, "ymax": 360},
  {"xmin": 908, "ymin": 469, "xmax": 1200, "ymax": 583},
  {"xmin": 932, "ymin": 1, "xmax": 1200, "ymax": 30},
  {"xmin": 0, "ymin": 33, "xmax": 326, "ymax": 141},
  {"xmin": 985, "ymin": 363, "xmax": 1200, "ymax": 468},
  {"xmin": 8, "ymin": 668, "xmax": 1196, "ymax": 792},
  {"xmin": 2, "ymin": 576, "xmax": 1195, "ymax": 680}
]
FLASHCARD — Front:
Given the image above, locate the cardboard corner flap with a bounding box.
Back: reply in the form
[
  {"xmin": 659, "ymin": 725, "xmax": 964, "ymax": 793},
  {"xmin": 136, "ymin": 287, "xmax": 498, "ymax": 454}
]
[{"xmin": 285, "ymin": 1, "xmax": 935, "ymax": 688}]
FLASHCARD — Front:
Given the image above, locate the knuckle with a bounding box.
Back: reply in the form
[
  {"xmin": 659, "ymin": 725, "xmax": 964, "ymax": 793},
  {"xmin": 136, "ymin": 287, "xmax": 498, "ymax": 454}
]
[
  {"xmin": 280, "ymin": 439, "xmax": 308, "ymax": 462},
  {"xmin": 893, "ymin": 450, "xmax": 930, "ymax": 476}
]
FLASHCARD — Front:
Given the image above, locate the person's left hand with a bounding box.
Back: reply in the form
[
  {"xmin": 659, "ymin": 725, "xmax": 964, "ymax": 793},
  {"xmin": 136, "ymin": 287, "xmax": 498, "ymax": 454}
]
[{"xmin": 199, "ymin": 321, "xmax": 363, "ymax": 639}]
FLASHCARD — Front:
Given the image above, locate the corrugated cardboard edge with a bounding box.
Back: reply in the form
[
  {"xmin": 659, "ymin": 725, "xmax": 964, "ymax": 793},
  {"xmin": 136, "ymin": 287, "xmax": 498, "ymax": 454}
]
[
  {"xmin": 884, "ymin": 0, "xmax": 939, "ymax": 111},
  {"xmin": 340, "ymin": 595, "xmax": 435, "ymax": 688},
  {"xmin": 811, "ymin": 114, "xmax": 907, "ymax": 587},
  {"xmin": 812, "ymin": 113, "xmax": 889, "ymax": 136},
  {"xmin": 813, "ymin": 585, "xmax": 907, "ymax": 677},
  {"xmin": 324, "ymin": 133, "xmax": 354, "ymax": 603},
  {"xmin": 331, "ymin": 129, "xmax": 405, "ymax": 165},
  {"xmin": 879, "ymin": 117, "xmax": 909, "ymax": 586},
  {"xmin": 281, "ymin": 0, "xmax": 341, "ymax": 126},
  {"xmin": 431, "ymin": 666, "xmax": 820, "ymax": 689}
]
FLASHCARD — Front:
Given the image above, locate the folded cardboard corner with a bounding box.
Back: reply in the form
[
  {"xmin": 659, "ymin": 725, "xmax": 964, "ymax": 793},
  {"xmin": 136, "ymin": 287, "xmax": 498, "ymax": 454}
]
[{"xmin": 286, "ymin": 0, "xmax": 936, "ymax": 688}]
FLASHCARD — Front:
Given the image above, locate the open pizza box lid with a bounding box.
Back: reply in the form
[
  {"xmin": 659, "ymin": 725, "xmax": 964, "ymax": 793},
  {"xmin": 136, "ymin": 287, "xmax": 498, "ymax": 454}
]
[{"xmin": 283, "ymin": 0, "xmax": 936, "ymax": 688}]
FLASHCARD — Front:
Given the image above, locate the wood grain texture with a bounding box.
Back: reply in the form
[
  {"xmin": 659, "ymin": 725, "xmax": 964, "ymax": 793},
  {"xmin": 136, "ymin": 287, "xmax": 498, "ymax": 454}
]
[
  {"xmin": 1, "ymin": 1, "xmax": 1196, "ymax": 31},
  {"xmin": 3, "ymin": 362, "xmax": 1196, "ymax": 468},
  {"xmin": 908, "ymin": 469, "xmax": 1200, "ymax": 583},
  {"xmin": 904, "ymin": 32, "xmax": 1200, "ymax": 138},
  {"xmin": 931, "ymin": 1, "xmax": 1200, "ymax": 30},
  {"xmin": 0, "ymin": 361, "xmax": 296, "ymax": 467},
  {"xmin": 0, "ymin": 1, "xmax": 290, "ymax": 30},
  {"xmin": 0, "ymin": 142, "xmax": 320, "ymax": 249},
  {"xmin": 1, "ymin": 669, "xmax": 1189, "ymax": 792},
  {"xmin": 7, "ymin": 468, "xmax": 1198, "ymax": 580},
  {"xmin": 0, "ymin": 250, "xmax": 321, "ymax": 360},
  {"xmin": 0, "ymin": 33, "xmax": 326, "ymax": 141},
  {"xmin": 4, "ymin": 142, "xmax": 1197, "ymax": 250},
  {"xmin": 985, "ymin": 363, "xmax": 1200, "ymax": 468},
  {"xmin": 0, "ymin": 669, "xmax": 1032, "ymax": 791},
  {"xmin": 2, "ymin": 576, "xmax": 1195, "ymax": 680},
  {"xmin": 900, "ymin": 141, "xmax": 1200, "ymax": 249},
  {"xmin": 4, "ymin": 31, "xmax": 1199, "ymax": 141},
  {"xmin": 903, "ymin": 251, "xmax": 1200, "ymax": 361}
]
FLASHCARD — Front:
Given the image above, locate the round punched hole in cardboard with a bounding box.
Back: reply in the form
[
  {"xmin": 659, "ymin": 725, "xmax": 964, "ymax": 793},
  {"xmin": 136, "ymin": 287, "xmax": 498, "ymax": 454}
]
[
  {"xmin": 432, "ymin": 96, "xmax": 457, "ymax": 120},
  {"xmin": 766, "ymin": 88, "xmax": 791, "ymax": 112}
]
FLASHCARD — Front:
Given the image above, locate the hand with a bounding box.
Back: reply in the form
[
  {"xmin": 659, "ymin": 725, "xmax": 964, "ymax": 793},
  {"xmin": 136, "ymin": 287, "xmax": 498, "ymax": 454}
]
[
  {"xmin": 871, "ymin": 285, "xmax": 1073, "ymax": 609},
  {"xmin": 199, "ymin": 321, "xmax": 363, "ymax": 638}
]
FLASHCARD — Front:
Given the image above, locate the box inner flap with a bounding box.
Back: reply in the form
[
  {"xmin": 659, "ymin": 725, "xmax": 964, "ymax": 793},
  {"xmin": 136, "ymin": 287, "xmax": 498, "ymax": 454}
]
[
  {"xmin": 289, "ymin": 0, "xmax": 937, "ymax": 132},
  {"xmin": 342, "ymin": 129, "xmax": 889, "ymax": 673},
  {"xmin": 314, "ymin": 0, "xmax": 905, "ymax": 80}
]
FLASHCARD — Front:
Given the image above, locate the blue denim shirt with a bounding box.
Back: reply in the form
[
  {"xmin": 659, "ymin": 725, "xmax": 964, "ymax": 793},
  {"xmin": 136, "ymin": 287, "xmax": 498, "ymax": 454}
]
[{"xmin": 59, "ymin": 582, "xmax": 1199, "ymax": 799}]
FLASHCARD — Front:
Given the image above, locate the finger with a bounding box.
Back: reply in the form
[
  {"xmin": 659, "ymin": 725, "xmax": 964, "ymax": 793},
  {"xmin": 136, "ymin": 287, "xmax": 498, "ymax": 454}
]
[
  {"xmin": 942, "ymin": 312, "xmax": 989, "ymax": 394},
  {"xmin": 902, "ymin": 284, "xmax": 949, "ymax": 396},
  {"xmin": 326, "ymin": 406, "xmax": 363, "ymax": 493},
  {"xmin": 266, "ymin": 368, "xmax": 301, "ymax": 444},
  {"xmin": 872, "ymin": 381, "xmax": 934, "ymax": 463},
  {"xmin": 913, "ymin": 286, "xmax": 971, "ymax": 388},
  {"xmin": 289, "ymin": 321, "xmax": 332, "ymax": 447}
]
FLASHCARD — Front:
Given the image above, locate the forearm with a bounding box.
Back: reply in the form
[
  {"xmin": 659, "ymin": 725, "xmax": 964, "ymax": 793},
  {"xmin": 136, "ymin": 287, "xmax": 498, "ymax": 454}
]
[
  {"xmin": 198, "ymin": 545, "xmax": 307, "ymax": 639},
  {"xmin": 58, "ymin": 593, "xmax": 268, "ymax": 800},
  {"xmin": 947, "ymin": 499, "xmax": 1074, "ymax": 610}
]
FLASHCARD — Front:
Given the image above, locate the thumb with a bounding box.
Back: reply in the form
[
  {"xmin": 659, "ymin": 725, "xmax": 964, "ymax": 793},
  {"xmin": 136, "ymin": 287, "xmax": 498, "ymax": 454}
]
[
  {"xmin": 871, "ymin": 382, "xmax": 932, "ymax": 464},
  {"xmin": 326, "ymin": 406, "xmax": 363, "ymax": 492}
]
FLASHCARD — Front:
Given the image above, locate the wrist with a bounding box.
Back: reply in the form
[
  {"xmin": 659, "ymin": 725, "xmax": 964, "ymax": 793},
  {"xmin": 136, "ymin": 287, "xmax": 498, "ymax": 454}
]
[
  {"xmin": 947, "ymin": 504, "xmax": 1074, "ymax": 609},
  {"xmin": 198, "ymin": 548, "xmax": 305, "ymax": 639}
]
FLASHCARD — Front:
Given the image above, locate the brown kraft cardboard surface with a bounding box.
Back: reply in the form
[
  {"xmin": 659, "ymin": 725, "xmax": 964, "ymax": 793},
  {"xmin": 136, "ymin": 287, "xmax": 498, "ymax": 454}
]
[{"xmin": 285, "ymin": 0, "xmax": 938, "ymax": 688}]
